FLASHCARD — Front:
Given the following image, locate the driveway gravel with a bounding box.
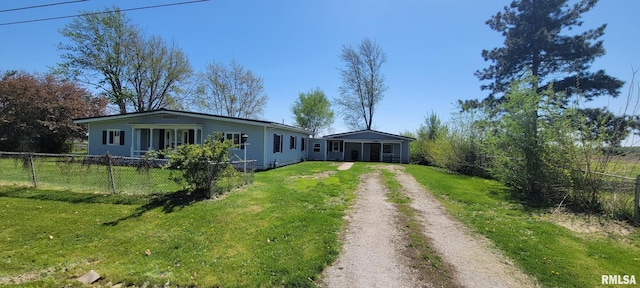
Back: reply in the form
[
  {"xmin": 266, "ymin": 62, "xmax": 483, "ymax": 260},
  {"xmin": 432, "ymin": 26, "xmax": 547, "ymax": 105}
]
[{"xmin": 319, "ymin": 165, "xmax": 538, "ymax": 288}]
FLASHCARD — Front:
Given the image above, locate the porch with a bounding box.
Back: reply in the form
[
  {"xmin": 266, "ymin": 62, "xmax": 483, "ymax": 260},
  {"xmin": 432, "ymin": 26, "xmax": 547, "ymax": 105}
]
[
  {"xmin": 129, "ymin": 124, "xmax": 204, "ymax": 157},
  {"xmin": 326, "ymin": 140, "xmax": 404, "ymax": 163}
]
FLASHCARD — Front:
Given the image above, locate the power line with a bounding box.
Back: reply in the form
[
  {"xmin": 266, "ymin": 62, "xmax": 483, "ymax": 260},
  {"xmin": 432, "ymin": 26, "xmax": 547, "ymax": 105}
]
[
  {"xmin": 0, "ymin": 1, "xmax": 89, "ymax": 13},
  {"xmin": 0, "ymin": 0, "xmax": 210, "ymax": 26}
]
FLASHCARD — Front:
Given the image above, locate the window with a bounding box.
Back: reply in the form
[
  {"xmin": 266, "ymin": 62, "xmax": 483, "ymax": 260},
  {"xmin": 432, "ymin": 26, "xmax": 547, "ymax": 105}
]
[
  {"xmin": 313, "ymin": 143, "xmax": 321, "ymax": 153},
  {"xmin": 273, "ymin": 134, "xmax": 283, "ymax": 153},
  {"xmin": 329, "ymin": 140, "xmax": 342, "ymax": 152},
  {"xmin": 383, "ymin": 143, "xmax": 393, "ymax": 153},
  {"xmin": 102, "ymin": 130, "xmax": 125, "ymax": 146},
  {"xmin": 301, "ymin": 138, "xmax": 306, "ymax": 151},
  {"xmin": 290, "ymin": 136, "xmax": 297, "ymax": 149},
  {"xmin": 225, "ymin": 132, "xmax": 245, "ymax": 149}
]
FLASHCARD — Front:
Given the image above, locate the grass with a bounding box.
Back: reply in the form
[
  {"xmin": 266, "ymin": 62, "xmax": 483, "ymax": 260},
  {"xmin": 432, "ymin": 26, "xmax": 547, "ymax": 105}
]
[
  {"xmin": 608, "ymin": 158, "xmax": 640, "ymax": 179},
  {"xmin": 404, "ymin": 165, "xmax": 640, "ymax": 288},
  {"xmin": 0, "ymin": 161, "xmax": 361, "ymax": 287},
  {"xmin": 4, "ymin": 160, "xmax": 638, "ymax": 287},
  {"xmin": 0, "ymin": 157, "xmax": 181, "ymax": 194}
]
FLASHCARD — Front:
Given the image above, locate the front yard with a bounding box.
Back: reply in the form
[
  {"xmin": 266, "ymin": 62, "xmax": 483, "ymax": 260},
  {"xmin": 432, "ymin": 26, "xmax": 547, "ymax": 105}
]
[
  {"xmin": 0, "ymin": 162, "xmax": 638, "ymax": 287},
  {"xmin": 0, "ymin": 162, "xmax": 360, "ymax": 287}
]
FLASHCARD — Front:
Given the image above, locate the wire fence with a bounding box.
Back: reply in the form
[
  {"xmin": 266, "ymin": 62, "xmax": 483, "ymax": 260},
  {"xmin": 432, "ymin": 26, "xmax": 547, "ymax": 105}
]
[
  {"xmin": 591, "ymin": 172, "xmax": 640, "ymax": 223},
  {"xmin": 0, "ymin": 152, "xmax": 255, "ymax": 195}
]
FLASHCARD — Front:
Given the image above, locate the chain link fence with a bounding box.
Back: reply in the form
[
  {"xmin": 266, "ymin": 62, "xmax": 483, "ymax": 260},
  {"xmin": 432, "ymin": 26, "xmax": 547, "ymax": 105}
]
[{"xmin": 0, "ymin": 152, "xmax": 255, "ymax": 195}]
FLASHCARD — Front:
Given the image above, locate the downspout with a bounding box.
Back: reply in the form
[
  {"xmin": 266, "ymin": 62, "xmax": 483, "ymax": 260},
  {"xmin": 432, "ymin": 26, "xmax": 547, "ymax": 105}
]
[
  {"xmin": 263, "ymin": 126, "xmax": 268, "ymax": 170},
  {"xmin": 149, "ymin": 128, "xmax": 154, "ymax": 150},
  {"xmin": 87, "ymin": 123, "xmax": 91, "ymax": 155},
  {"xmin": 323, "ymin": 140, "xmax": 327, "ymax": 161},
  {"xmin": 130, "ymin": 126, "xmax": 135, "ymax": 157}
]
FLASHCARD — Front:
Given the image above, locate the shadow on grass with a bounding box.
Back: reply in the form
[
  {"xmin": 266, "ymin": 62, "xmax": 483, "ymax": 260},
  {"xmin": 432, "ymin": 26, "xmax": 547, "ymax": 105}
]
[
  {"xmin": 0, "ymin": 186, "xmax": 149, "ymax": 205},
  {"xmin": 0, "ymin": 186, "xmax": 209, "ymax": 226},
  {"xmin": 103, "ymin": 189, "xmax": 208, "ymax": 226}
]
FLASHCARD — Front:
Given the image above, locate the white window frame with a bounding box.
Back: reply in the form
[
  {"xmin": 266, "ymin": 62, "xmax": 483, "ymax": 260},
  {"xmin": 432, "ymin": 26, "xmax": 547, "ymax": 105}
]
[
  {"xmin": 107, "ymin": 129, "xmax": 121, "ymax": 146},
  {"xmin": 332, "ymin": 141, "xmax": 340, "ymax": 151},
  {"xmin": 225, "ymin": 132, "xmax": 245, "ymax": 149},
  {"xmin": 313, "ymin": 143, "xmax": 321, "ymax": 153}
]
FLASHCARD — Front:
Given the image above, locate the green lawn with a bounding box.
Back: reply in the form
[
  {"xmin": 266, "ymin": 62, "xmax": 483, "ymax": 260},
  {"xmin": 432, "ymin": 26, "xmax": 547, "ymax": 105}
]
[
  {"xmin": 2, "ymin": 162, "xmax": 638, "ymax": 287},
  {"xmin": 0, "ymin": 157, "xmax": 183, "ymax": 194},
  {"xmin": 404, "ymin": 165, "xmax": 640, "ymax": 288},
  {"xmin": 0, "ymin": 162, "xmax": 360, "ymax": 287}
]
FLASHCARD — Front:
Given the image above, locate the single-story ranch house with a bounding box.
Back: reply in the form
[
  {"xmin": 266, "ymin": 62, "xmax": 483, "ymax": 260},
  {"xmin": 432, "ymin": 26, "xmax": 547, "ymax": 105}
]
[{"xmin": 73, "ymin": 109, "xmax": 413, "ymax": 170}]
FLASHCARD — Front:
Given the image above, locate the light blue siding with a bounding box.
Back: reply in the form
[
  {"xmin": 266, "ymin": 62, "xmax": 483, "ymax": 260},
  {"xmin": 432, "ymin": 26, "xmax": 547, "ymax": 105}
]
[
  {"xmin": 265, "ymin": 129, "xmax": 309, "ymax": 168},
  {"xmin": 86, "ymin": 122, "xmax": 132, "ymax": 156},
  {"xmin": 307, "ymin": 139, "xmax": 325, "ymax": 161},
  {"xmin": 80, "ymin": 110, "xmax": 312, "ymax": 170},
  {"xmin": 315, "ymin": 130, "xmax": 414, "ymax": 163}
]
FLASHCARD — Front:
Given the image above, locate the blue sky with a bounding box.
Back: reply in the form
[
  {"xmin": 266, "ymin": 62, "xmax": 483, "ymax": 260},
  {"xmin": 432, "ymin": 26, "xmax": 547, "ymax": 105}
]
[{"xmin": 2, "ymin": 0, "xmax": 639, "ymax": 136}]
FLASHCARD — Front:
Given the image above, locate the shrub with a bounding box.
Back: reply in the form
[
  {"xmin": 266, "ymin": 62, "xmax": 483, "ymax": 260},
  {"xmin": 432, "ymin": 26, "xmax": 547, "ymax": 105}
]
[{"xmin": 146, "ymin": 133, "xmax": 236, "ymax": 198}]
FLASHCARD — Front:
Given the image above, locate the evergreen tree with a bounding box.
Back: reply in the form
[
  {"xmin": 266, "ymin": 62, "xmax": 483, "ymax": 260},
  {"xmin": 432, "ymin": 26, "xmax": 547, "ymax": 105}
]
[{"xmin": 470, "ymin": 0, "xmax": 622, "ymax": 108}]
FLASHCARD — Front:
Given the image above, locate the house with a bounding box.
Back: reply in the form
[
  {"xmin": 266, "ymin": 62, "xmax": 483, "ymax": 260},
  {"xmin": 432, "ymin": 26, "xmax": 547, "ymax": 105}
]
[
  {"xmin": 73, "ymin": 109, "xmax": 415, "ymax": 169},
  {"xmin": 307, "ymin": 130, "xmax": 414, "ymax": 164},
  {"xmin": 73, "ymin": 109, "xmax": 312, "ymax": 170}
]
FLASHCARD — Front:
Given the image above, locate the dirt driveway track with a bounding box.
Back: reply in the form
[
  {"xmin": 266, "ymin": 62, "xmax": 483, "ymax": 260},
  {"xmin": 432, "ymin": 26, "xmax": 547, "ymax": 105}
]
[{"xmin": 319, "ymin": 165, "xmax": 538, "ymax": 288}]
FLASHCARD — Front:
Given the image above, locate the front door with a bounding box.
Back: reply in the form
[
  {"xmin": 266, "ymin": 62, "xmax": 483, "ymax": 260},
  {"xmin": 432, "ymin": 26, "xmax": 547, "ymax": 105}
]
[{"xmin": 370, "ymin": 143, "xmax": 380, "ymax": 162}]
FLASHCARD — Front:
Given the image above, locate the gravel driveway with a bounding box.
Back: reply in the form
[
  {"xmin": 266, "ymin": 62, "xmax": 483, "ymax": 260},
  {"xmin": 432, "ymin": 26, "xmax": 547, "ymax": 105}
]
[{"xmin": 319, "ymin": 165, "xmax": 538, "ymax": 288}]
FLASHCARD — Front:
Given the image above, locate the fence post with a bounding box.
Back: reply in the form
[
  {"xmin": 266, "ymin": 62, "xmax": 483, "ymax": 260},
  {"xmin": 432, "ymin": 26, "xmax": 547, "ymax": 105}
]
[
  {"xmin": 106, "ymin": 153, "xmax": 116, "ymax": 194},
  {"xmin": 635, "ymin": 175, "xmax": 640, "ymax": 224},
  {"xmin": 29, "ymin": 154, "xmax": 37, "ymax": 188}
]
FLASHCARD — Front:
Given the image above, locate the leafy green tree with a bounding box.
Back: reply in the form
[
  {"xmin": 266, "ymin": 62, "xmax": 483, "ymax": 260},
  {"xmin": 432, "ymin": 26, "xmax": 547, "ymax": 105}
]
[
  {"xmin": 482, "ymin": 77, "xmax": 549, "ymax": 199},
  {"xmin": 57, "ymin": 6, "xmax": 192, "ymax": 113},
  {"xmin": 195, "ymin": 59, "xmax": 268, "ymax": 119},
  {"xmin": 411, "ymin": 111, "xmax": 447, "ymax": 165},
  {"xmin": 56, "ymin": 6, "xmax": 135, "ymax": 113},
  {"xmin": 336, "ymin": 37, "xmax": 388, "ymax": 130},
  {"xmin": 471, "ymin": 0, "xmax": 623, "ymax": 107},
  {"xmin": 291, "ymin": 88, "xmax": 334, "ymax": 137}
]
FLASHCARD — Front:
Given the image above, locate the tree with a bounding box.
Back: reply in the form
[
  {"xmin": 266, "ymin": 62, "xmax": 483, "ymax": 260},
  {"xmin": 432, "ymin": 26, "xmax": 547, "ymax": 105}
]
[
  {"xmin": 336, "ymin": 37, "xmax": 388, "ymax": 130},
  {"xmin": 483, "ymin": 78, "xmax": 548, "ymax": 199},
  {"xmin": 578, "ymin": 108, "xmax": 632, "ymax": 147},
  {"xmin": 291, "ymin": 88, "xmax": 334, "ymax": 137},
  {"xmin": 472, "ymin": 0, "xmax": 623, "ymax": 107},
  {"xmin": 195, "ymin": 59, "xmax": 268, "ymax": 119},
  {"xmin": 56, "ymin": 6, "xmax": 192, "ymax": 113},
  {"xmin": 127, "ymin": 35, "xmax": 193, "ymax": 112},
  {"xmin": 412, "ymin": 111, "xmax": 447, "ymax": 165},
  {"xmin": 0, "ymin": 71, "xmax": 106, "ymax": 152}
]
